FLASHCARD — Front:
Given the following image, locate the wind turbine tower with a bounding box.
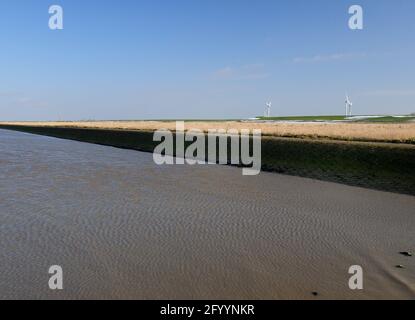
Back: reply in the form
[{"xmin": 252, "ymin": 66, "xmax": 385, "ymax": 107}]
[
  {"xmin": 345, "ymin": 94, "xmax": 353, "ymax": 117},
  {"xmin": 265, "ymin": 102, "xmax": 272, "ymax": 118}
]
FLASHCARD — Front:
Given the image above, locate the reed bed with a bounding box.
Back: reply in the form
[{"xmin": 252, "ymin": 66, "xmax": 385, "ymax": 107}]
[{"xmin": 1, "ymin": 120, "xmax": 414, "ymax": 143}]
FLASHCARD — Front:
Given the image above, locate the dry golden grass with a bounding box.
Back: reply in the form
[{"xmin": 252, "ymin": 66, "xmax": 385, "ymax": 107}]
[{"xmin": 1, "ymin": 120, "xmax": 415, "ymax": 143}]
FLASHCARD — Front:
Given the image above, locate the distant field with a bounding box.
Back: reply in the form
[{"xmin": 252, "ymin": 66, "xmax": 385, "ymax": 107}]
[
  {"xmin": 257, "ymin": 115, "xmax": 415, "ymax": 123},
  {"xmin": 356, "ymin": 116, "xmax": 415, "ymax": 123},
  {"xmin": 1, "ymin": 120, "xmax": 415, "ymax": 143},
  {"xmin": 257, "ymin": 115, "xmax": 347, "ymax": 121}
]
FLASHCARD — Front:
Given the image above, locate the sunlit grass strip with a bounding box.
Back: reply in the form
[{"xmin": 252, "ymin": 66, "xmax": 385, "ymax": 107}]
[
  {"xmin": 1, "ymin": 121, "xmax": 414, "ymax": 144},
  {"xmin": 256, "ymin": 115, "xmax": 347, "ymax": 121}
]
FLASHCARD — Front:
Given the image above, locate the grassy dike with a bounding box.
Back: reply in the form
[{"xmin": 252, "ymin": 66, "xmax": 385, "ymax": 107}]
[{"xmin": 1, "ymin": 124, "xmax": 414, "ymax": 196}]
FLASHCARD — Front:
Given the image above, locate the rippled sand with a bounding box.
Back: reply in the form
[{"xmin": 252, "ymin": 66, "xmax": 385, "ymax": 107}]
[{"xmin": 0, "ymin": 129, "xmax": 414, "ymax": 299}]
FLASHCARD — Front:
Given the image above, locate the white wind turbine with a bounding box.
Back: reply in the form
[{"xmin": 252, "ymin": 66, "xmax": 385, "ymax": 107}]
[
  {"xmin": 345, "ymin": 94, "xmax": 353, "ymax": 117},
  {"xmin": 265, "ymin": 102, "xmax": 272, "ymax": 117}
]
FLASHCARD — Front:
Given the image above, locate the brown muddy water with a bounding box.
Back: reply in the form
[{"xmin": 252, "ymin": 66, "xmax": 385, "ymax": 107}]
[{"xmin": 0, "ymin": 129, "xmax": 414, "ymax": 299}]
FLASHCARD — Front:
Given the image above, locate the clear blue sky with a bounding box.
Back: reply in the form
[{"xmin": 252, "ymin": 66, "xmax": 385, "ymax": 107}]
[{"xmin": 0, "ymin": 0, "xmax": 414, "ymax": 120}]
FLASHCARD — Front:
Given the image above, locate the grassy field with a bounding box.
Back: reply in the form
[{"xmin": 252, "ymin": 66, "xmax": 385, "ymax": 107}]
[
  {"xmin": 256, "ymin": 115, "xmax": 347, "ymax": 121},
  {"xmin": 356, "ymin": 116, "xmax": 415, "ymax": 123},
  {"xmin": 1, "ymin": 120, "xmax": 414, "ymax": 144},
  {"xmin": 257, "ymin": 115, "xmax": 415, "ymax": 123},
  {"xmin": 0, "ymin": 124, "xmax": 414, "ymax": 195}
]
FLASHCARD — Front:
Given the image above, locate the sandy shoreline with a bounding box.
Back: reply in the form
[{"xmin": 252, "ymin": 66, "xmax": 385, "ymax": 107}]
[{"xmin": 1, "ymin": 120, "xmax": 415, "ymax": 144}]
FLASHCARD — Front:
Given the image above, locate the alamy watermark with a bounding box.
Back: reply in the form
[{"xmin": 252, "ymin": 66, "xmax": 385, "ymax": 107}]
[
  {"xmin": 49, "ymin": 5, "xmax": 63, "ymax": 30},
  {"xmin": 47, "ymin": 5, "xmax": 363, "ymax": 31},
  {"xmin": 349, "ymin": 5, "xmax": 364, "ymax": 30},
  {"xmin": 348, "ymin": 265, "xmax": 364, "ymax": 290},
  {"xmin": 48, "ymin": 265, "xmax": 63, "ymax": 290},
  {"xmin": 152, "ymin": 122, "xmax": 262, "ymax": 176}
]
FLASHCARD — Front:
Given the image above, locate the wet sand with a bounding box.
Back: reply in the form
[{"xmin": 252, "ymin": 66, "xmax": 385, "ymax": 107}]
[{"xmin": 0, "ymin": 129, "xmax": 414, "ymax": 299}]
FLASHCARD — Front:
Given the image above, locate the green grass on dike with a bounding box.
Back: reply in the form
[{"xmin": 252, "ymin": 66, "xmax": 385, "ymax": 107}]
[
  {"xmin": 257, "ymin": 115, "xmax": 415, "ymax": 123},
  {"xmin": 355, "ymin": 116, "xmax": 415, "ymax": 123},
  {"xmin": 256, "ymin": 115, "xmax": 347, "ymax": 121}
]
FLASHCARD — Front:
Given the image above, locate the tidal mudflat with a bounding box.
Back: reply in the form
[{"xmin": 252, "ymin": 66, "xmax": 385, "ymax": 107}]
[
  {"xmin": 0, "ymin": 129, "xmax": 414, "ymax": 299},
  {"xmin": 1, "ymin": 124, "xmax": 414, "ymax": 195}
]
